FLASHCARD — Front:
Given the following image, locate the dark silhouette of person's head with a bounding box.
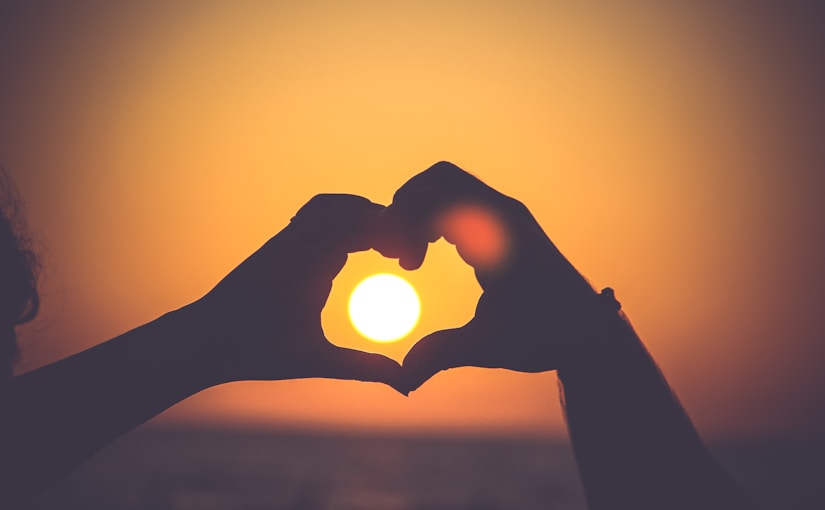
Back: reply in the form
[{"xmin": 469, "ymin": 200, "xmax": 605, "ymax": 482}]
[{"xmin": 0, "ymin": 169, "xmax": 39, "ymax": 383}]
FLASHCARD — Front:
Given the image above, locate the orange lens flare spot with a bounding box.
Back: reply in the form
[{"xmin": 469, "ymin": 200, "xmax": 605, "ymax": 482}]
[{"xmin": 437, "ymin": 204, "xmax": 508, "ymax": 269}]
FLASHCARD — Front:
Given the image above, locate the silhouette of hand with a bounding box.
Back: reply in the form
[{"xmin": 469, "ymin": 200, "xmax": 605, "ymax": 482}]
[
  {"xmin": 377, "ymin": 162, "xmax": 604, "ymax": 392},
  {"xmin": 190, "ymin": 194, "xmax": 404, "ymax": 393}
]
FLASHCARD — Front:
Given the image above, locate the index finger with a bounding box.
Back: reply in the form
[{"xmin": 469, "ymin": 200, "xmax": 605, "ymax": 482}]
[
  {"xmin": 288, "ymin": 193, "xmax": 386, "ymax": 254},
  {"xmin": 376, "ymin": 162, "xmax": 526, "ymax": 272},
  {"xmin": 264, "ymin": 194, "xmax": 387, "ymax": 287}
]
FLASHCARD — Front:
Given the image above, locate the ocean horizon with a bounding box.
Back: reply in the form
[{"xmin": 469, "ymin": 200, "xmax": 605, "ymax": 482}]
[{"xmin": 31, "ymin": 425, "xmax": 824, "ymax": 510}]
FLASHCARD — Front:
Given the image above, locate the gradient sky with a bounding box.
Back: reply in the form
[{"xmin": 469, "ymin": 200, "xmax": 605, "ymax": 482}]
[{"xmin": 1, "ymin": 0, "xmax": 823, "ymax": 439}]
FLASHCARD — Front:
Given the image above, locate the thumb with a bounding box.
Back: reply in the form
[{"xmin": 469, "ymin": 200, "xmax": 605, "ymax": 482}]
[
  {"xmin": 321, "ymin": 345, "xmax": 407, "ymax": 395},
  {"xmin": 401, "ymin": 325, "xmax": 481, "ymax": 393}
]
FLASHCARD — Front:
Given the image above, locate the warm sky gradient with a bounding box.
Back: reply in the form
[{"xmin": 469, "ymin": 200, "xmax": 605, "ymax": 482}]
[{"xmin": 1, "ymin": 1, "xmax": 823, "ymax": 439}]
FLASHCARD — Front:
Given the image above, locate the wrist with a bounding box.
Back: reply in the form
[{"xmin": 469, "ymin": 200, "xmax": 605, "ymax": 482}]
[
  {"xmin": 556, "ymin": 288, "xmax": 636, "ymax": 380},
  {"xmin": 156, "ymin": 302, "xmax": 235, "ymax": 389}
]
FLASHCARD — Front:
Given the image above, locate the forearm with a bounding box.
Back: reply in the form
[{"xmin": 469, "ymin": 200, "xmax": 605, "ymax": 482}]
[
  {"xmin": 558, "ymin": 310, "xmax": 755, "ymax": 510},
  {"xmin": 0, "ymin": 305, "xmax": 222, "ymax": 505}
]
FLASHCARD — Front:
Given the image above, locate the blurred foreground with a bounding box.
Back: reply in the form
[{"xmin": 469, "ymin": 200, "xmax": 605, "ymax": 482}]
[{"xmin": 33, "ymin": 426, "xmax": 824, "ymax": 510}]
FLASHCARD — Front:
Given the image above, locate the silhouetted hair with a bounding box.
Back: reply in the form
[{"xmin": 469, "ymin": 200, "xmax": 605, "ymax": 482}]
[{"xmin": 0, "ymin": 169, "xmax": 40, "ymax": 383}]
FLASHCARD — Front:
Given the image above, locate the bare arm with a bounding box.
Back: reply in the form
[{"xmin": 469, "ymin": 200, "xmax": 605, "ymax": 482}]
[
  {"xmin": 0, "ymin": 306, "xmax": 217, "ymax": 504},
  {"xmin": 558, "ymin": 305, "xmax": 755, "ymax": 509},
  {"xmin": 383, "ymin": 161, "xmax": 754, "ymax": 510}
]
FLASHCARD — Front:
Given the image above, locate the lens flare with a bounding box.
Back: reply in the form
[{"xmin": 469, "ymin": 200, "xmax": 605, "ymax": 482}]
[{"xmin": 437, "ymin": 204, "xmax": 508, "ymax": 269}]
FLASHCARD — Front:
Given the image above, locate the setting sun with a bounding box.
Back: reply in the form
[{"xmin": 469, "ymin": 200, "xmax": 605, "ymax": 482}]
[{"xmin": 348, "ymin": 273, "xmax": 421, "ymax": 343}]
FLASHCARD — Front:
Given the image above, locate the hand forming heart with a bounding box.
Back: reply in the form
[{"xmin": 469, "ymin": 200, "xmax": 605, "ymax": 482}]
[
  {"xmin": 191, "ymin": 162, "xmax": 605, "ymax": 396},
  {"xmin": 377, "ymin": 162, "xmax": 605, "ymax": 392}
]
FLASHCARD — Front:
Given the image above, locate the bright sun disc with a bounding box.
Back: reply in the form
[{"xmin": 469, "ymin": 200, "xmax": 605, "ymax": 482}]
[{"xmin": 348, "ymin": 273, "xmax": 420, "ymax": 342}]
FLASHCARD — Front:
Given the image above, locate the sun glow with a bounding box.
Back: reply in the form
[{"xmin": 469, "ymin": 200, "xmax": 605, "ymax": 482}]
[{"xmin": 348, "ymin": 273, "xmax": 421, "ymax": 343}]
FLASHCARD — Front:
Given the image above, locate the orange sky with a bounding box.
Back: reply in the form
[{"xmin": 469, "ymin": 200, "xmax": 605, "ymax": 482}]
[{"xmin": 1, "ymin": 1, "xmax": 823, "ymax": 440}]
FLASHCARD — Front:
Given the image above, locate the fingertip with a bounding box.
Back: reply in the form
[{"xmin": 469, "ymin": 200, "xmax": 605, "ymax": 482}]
[
  {"xmin": 402, "ymin": 376, "xmax": 428, "ymax": 395},
  {"xmin": 374, "ymin": 208, "xmax": 430, "ymax": 269},
  {"xmin": 399, "ymin": 249, "xmax": 426, "ymax": 270},
  {"xmin": 394, "ymin": 386, "xmax": 411, "ymax": 397},
  {"xmin": 324, "ymin": 346, "xmax": 406, "ymax": 389},
  {"xmin": 399, "ymin": 366, "xmax": 438, "ymax": 394}
]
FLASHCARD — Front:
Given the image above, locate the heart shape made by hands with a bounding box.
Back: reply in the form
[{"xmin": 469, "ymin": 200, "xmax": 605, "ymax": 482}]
[
  {"xmin": 191, "ymin": 160, "xmax": 610, "ymax": 399},
  {"xmin": 347, "ymin": 162, "xmax": 603, "ymax": 393}
]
